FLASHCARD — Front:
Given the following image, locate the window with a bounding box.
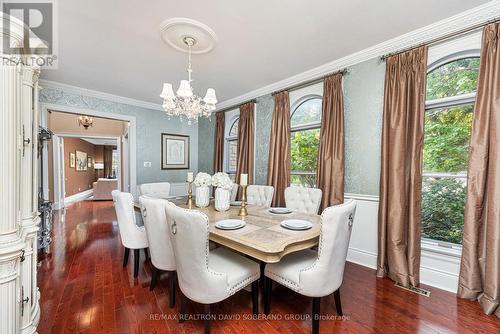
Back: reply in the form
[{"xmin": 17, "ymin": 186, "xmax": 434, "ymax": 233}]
[
  {"xmin": 290, "ymin": 96, "xmax": 322, "ymax": 187},
  {"xmin": 422, "ymin": 57, "xmax": 479, "ymax": 246},
  {"xmin": 225, "ymin": 117, "xmax": 239, "ymax": 177}
]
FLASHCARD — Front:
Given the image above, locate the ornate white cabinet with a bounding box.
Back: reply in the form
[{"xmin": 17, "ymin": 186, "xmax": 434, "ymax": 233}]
[{"xmin": 1, "ymin": 15, "xmax": 41, "ymax": 334}]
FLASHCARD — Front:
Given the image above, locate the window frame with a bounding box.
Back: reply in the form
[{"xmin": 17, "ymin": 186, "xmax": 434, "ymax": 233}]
[
  {"xmin": 224, "ymin": 115, "xmax": 239, "ymax": 175},
  {"xmin": 290, "ymin": 94, "xmax": 323, "ymax": 185},
  {"xmin": 422, "ymin": 54, "xmax": 480, "ymax": 252}
]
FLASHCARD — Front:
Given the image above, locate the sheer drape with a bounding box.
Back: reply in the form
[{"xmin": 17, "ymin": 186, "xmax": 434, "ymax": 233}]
[
  {"xmin": 317, "ymin": 73, "xmax": 345, "ymax": 210},
  {"xmin": 267, "ymin": 91, "xmax": 291, "ymax": 207},
  {"xmin": 213, "ymin": 112, "xmax": 225, "ymax": 173},
  {"xmin": 377, "ymin": 46, "xmax": 428, "ymax": 287},
  {"xmin": 458, "ymin": 22, "xmax": 500, "ymax": 318}
]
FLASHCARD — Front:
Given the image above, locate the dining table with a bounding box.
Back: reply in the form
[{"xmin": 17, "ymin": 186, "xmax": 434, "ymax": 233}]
[{"xmin": 134, "ymin": 196, "xmax": 321, "ymax": 263}]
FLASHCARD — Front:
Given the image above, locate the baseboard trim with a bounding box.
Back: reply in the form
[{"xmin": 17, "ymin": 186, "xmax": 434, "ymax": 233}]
[
  {"xmin": 420, "ymin": 264, "xmax": 459, "ymax": 293},
  {"xmin": 347, "ymin": 247, "xmax": 377, "ymax": 269},
  {"xmin": 64, "ymin": 189, "xmax": 93, "ymax": 205}
]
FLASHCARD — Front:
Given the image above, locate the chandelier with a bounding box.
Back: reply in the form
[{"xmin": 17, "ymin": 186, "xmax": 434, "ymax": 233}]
[
  {"xmin": 160, "ymin": 36, "xmax": 217, "ymax": 124},
  {"xmin": 78, "ymin": 115, "xmax": 94, "ymax": 129}
]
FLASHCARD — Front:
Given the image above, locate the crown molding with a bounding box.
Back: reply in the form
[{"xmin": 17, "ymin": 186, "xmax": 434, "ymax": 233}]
[
  {"xmin": 216, "ymin": 1, "xmax": 500, "ymax": 110},
  {"xmin": 39, "ymin": 79, "xmax": 163, "ymax": 111}
]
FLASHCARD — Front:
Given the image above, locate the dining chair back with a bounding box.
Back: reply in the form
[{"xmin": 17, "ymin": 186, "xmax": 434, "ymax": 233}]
[
  {"xmin": 300, "ymin": 199, "xmax": 357, "ymax": 296},
  {"xmin": 138, "ymin": 182, "xmax": 171, "ymax": 198},
  {"xmin": 164, "ymin": 202, "xmax": 260, "ymax": 332},
  {"xmin": 139, "ymin": 196, "xmax": 177, "ymax": 302},
  {"xmin": 247, "ymin": 185, "xmax": 274, "ymax": 207},
  {"xmin": 139, "ymin": 196, "xmax": 176, "ymax": 272},
  {"xmin": 111, "ymin": 190, "xmax": 148, "ymax": 277},
  {"xmin": 164, "ymin": 203, "xmax": 227, "ymax": 303},
  {"xmin": 112, "ymin": 190, "xmax": 148, "ymax": 250},
  {"xmin": 264, "ymin": 199, "xmax": 357, "ymax": 334},
  {"xmin": 284, "ymin": 186, "xmax": 322, "ymax": 214}
]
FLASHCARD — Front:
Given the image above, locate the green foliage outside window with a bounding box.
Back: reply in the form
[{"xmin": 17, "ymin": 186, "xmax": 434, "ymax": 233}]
[
  {"xmin": 421, "ymin": 57, "xmax": 478, "ymax": 245},
  {"xmin": 290, "ymin": 98, "xmax": 322, "ymax": 188}
]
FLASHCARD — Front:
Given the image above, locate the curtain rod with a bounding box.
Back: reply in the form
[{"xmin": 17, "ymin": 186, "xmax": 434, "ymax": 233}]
[
  {"xmin": 216, "ymin": 99, "xmax": 256, "ymax": 114},
  {"xmin": 216, "ymin": 68, "xmax": 348, "ymax": 113},
  {"xmin": 272, "ymin": 68, "xmax": 349, "ymax": 96},
  {"xmin": 380, "ymin": 17, "xmax": 500, "ymax": 61}
]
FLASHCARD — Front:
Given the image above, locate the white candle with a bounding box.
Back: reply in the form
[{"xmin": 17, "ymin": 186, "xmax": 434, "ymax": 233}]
[
  {"xmin": 240, "ymin": 173, "xmax": 248, "ymax": 186},
  {"xmin": 187, "ymin": 172, "xmax": 193, "ymax": 182}
]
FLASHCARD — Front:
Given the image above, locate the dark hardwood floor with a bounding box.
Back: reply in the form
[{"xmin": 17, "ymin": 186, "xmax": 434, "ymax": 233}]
[{"xmin": 37, "ymin": 200, "xmax": 499, "ymax": 333}]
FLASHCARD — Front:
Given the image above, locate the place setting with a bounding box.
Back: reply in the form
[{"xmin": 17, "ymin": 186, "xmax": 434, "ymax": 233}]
[
  {"xmin": 280, "ymin": 219, "xmax": 313, "ymax": 230},
  {"xmin": 214, "ymin": 218, "xmax": 246, "ymax": 230}
]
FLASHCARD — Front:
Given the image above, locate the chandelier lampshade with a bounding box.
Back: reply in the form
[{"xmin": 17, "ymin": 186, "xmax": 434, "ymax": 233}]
[
  {"xmin": 176, "ymin": 80, "xmax": 193, "ymax": 98},
  {"xmin": 160, "ymin": 83, "xmax": 175, "ymax": 99},
  {"xmin": 203, "ymin": 88, "xmax": 217, "ymax": 104},
  {"xmin": 160, "ymin": 35, "xmax": 217, "ymax": 124}
]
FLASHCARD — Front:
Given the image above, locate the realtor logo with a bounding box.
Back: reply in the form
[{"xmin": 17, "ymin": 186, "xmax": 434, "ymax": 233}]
[{"xmin": 1, "ymin": 0, "xmax": 58, "ymax": 68}]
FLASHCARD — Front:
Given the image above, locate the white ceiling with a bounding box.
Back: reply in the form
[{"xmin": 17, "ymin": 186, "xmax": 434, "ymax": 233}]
[{"xmin": 41, "ymin": 0, "xmax": 490, "ymax": 105}]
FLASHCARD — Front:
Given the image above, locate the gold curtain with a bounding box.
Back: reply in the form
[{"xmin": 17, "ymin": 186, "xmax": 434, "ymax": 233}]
[
  {"xmin": 377, "ymin": 46, "xmax": 427, "ymax": 288},
  {"xmin": 267, "ymin": 91, "xmax": 291, "ymax": 207},
  {"xmin": 236, "ymin": 102, "xmax": 255, "ymax": 187},
  {"xmin": 458, "ymin": 22, "xmax": 500, "ymax": 318},
  {"xmin": 213, "ymin": 112, "xmax": 225, "ymax": 173},
  {"xmin": 317, "ymin": 73, "xmax": 345, "ymax": 210}
]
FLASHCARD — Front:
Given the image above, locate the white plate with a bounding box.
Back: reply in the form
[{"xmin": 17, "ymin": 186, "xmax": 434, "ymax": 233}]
[
  {"xmin": 280, "ymin": 219, "xmax": 312, "ymax": 230},
  {"xmin": 230, "ymin": 201, "xmax": 242, "ymax": 206},
  {"xmin": 269, "ymin": 207, "xmax": 292, "ymax": 214},
  {"xmin": 215, "ymin": 219, "xmax": 246, "ymax": 230}
]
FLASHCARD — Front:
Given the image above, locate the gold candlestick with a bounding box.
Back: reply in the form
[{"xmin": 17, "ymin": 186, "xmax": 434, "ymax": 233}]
[
  {"xmin": 186, "ymin": 181, "xmax": 194, "ymax": 209},
  {"xmin": 238, "ymin": 185, "xmax": 248, "ymax": 217}
]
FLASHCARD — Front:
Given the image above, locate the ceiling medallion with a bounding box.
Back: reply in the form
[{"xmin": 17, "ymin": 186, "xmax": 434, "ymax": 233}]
[{"xmin": 159, "ymin": 19, "xmax": 218, "ymax": 124}]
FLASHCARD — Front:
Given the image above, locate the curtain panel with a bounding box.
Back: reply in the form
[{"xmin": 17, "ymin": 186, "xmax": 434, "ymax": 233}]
[
  {"xmin": 458, "ymin": 22, "xmax": 500, "ymax": 318},
  {"xmin": 317, "ymin": 73, "xmax": 345, "ymax": 210},
  {"xmin": 213, "ymin": 112, "xmax": 225, "ymax": 173},
  {"xmin": 377, "ymin": 46, "xmax": 428, "ymax": 288},
  {"xmin": 236, "ymin": 102, "xmax": 255, "ymax": 188},
  {"xmin": 267, "ymin": 91, "xmax": 291, "ymax": 207}
]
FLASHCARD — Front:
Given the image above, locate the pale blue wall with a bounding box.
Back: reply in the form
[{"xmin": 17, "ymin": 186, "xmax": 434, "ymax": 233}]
[
  {"xmin": 198, "ymin": 116, "xmax": 215, "ymax": 174},
  {"xmin": 343, "ymin": 58, "xmax": 385, "ymax": 196},
  {"xmin": 254, "ymin": 94, "xmax": 274, "ymax": 185},
  {"xmin": 40, "ymin": 87, "xmax": 198, "ymax": 184},
  {"xmin": 197, "ymin": 57, "xmax": 385, "ymax": 196}
]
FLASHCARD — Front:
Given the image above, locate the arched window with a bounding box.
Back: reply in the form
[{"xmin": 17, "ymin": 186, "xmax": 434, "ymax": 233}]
[
  {"xmin": 225, "ymin": 117, "xmax": 239, "ymax": 174},
  {"xmin": 421, "ymin": 56, "xmax": 479, "ymax": 245},
  {"xmin": 290, "ymin": 96, "xmax": 322, "ymax": 187}
]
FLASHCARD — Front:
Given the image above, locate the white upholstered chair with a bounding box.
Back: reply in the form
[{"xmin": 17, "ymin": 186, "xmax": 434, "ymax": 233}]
[
  {"xmin": 165, "ymin": 202, "xmax": 260, "ymax": 333},
  {"xmin": 138, "ymin": 182, "xmax": 171, "ymax": 198},
  {"xmin": 284, "ymin": 186, "xmax": 323, "ymax": 214},
  {"xmin": 111, "ymin": 190, "xmax": 149, "ymax": 278},
  {"xmin": 139, "ymin": 196, "xmax": 177, "ymax": 307},
  {"xmin": 246, "ymin": 185, "xmax": 274, "ymax": 207},
  {"xmin": 264, "ymin": 199, "xmax": 357, "ymax": 334}
]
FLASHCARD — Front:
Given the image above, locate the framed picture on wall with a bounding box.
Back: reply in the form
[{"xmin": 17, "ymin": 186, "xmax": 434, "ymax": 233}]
[
  {"xmin": 75, "ymin": 150, "xmax": 88, "ymax": 171},
  {"xmin": 69, "ymin": 152, "xmax": 76, "ymax": 168},
  {"xmin": 87, "ymin": 157, "xmax": 92, "ymax": 168},
  {"xmin": 161, "ymin": 133, "xmax": 189, "ymax": 169}
]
